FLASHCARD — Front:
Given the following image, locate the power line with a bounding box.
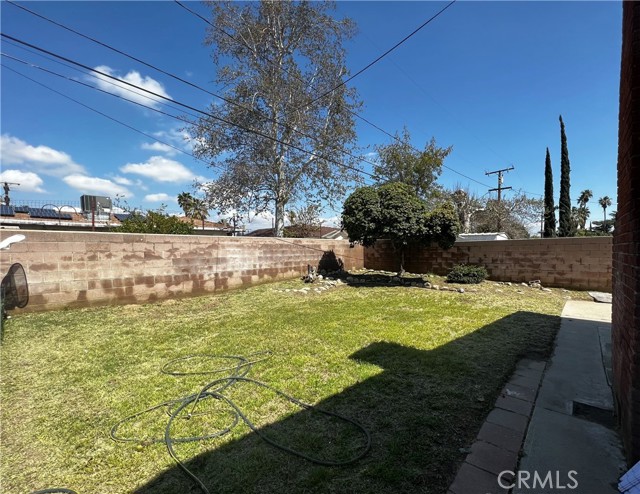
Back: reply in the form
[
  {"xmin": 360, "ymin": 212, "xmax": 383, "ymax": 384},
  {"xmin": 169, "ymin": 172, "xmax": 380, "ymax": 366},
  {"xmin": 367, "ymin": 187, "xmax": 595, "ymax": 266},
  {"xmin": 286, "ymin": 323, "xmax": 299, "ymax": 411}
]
[
  {"xmin": 1, "ymin": 47, "xmax": 201, "ymax": 120},
  {"xmin": 1, "ymin": 63, "xmax": 214, "ymax": 168},
  {"xmin": 6, "ymin": 2, "xmax": 501, "ymax": 193},
  {"xmin": 302, "ymin": 0, "xmax": 457, "ymax": 110},
  {"xmin": 1, "ymin": 33, "xmax": 376, "ymax": 184},
  {"xmin": 5, "ymin": 0, "xmax": 381, "ymax": 178},
  {"xmin": 173, "ymin": 0, "xmax": 498, "ymax": 191}
]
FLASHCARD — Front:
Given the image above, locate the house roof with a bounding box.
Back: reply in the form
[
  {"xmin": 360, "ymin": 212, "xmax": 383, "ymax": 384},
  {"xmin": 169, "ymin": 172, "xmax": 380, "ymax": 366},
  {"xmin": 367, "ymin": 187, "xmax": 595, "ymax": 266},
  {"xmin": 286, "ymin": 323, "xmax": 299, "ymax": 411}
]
[
  {"xmin": 456, "ymin": 232, "xmax": 509, "ymax": 241},
  {"xmin": 247, "ymin": 225, "xmax": 345, "ymax": 239},
  {"xmin": 0, "ymin": 206, "xmax": 233, "ymax": 233}
]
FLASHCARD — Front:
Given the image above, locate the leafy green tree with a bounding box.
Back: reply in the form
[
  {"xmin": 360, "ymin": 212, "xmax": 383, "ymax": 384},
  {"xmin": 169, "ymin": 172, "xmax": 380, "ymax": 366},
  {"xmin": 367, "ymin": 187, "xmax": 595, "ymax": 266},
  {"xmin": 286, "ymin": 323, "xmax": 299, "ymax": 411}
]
[
  {"xmin": 116, "ymin": 206, "xmax": 194, "ymax": 235},
  {"xmin": 342, "ymin": 182, "xmax": 459, "ymax": 273},
  {"xmin": 543, "ymin": 147, "xmax": 556, "ymax": 237},
  {"xmin": 373, "ymin": 127, "xmax": 452, "ymax": 204},
  {"xmin": 558, "ymin": 115, "xmax": 572, "ymax": 237},
  {"xmin": 190, "ymin": 1, "xmax": 361, "ymax": 237}
]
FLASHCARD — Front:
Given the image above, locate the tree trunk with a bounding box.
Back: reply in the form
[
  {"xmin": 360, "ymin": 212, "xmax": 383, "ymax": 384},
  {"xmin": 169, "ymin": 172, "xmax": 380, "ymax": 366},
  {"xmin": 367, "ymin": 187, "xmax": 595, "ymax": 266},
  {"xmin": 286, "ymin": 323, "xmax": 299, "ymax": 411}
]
[
  {"xmin": 399, "ymin": 248, "xmax": 405, "ymax": 275},
  {"xmin": 274, "ymin": 198, "xmax": 285, "ymax": 237}
]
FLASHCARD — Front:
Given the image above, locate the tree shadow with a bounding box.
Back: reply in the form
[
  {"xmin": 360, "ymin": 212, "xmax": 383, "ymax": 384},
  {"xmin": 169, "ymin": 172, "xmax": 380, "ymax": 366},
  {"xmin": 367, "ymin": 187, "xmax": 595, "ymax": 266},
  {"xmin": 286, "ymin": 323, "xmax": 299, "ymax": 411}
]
[
  {"xmin": 317, "ymin": 250, "xmax": 344, "ymax": 274},
  {"xmin": 134, "ymin": 311, "xmax": 561, "ymax": 494}
]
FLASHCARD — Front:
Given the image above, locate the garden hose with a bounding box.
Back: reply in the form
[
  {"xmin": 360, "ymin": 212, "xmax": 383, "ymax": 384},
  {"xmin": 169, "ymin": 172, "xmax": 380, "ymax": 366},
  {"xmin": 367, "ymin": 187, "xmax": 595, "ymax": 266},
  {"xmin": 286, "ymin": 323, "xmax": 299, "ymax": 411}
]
[
  {"xmin": 111, "ymin": 352, "xmax": 371, "ymax": 494},
  {"xmin": 30, "ymin": 489, "xmax": 77, "ymax": 494}
]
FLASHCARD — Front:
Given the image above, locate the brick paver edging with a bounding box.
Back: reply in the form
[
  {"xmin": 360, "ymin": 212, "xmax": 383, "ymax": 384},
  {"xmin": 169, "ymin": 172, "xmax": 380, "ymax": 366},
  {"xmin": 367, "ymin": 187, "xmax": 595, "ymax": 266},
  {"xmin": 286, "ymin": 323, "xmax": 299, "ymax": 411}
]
[{"xmin": 448, "ymin": 359, "xmax": 546, "ymax": 494}]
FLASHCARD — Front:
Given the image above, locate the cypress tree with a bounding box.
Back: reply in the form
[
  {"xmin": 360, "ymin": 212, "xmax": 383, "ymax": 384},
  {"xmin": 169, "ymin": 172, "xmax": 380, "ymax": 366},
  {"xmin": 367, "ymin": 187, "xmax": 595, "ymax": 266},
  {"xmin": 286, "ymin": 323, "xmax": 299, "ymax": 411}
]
[
  {"xmin": 558, "ymin": 115, "xmax": 571, "ymax": 236},
  {"xmin": 543, "ymin": 147, "xmax": 556, "ymax": 237}
]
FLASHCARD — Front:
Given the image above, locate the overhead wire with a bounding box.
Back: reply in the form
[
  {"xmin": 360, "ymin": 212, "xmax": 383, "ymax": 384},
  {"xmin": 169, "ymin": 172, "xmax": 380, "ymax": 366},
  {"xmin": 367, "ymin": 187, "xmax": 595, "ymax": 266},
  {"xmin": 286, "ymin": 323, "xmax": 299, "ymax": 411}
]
[
  {"xmin": 300, "ymin": 0, "xmax": 457, "ymax": 111},
  {"xmin": 173, "ymin": 0, "xmax": 497, "ymax": 191},
  {"xmin": 1, "ymin": 64, "xmax": 212, "ymax": 168},
  {"xmin": 4, "ymin": 0, "xmax": 381, "ymax": 181},
  {"xmin": 0, "ymin": 33, "xmax": 376, "ymax": 184},
  {"xmin": 6, "ymin": 2, "xmax": 552, "ymax": 198}
]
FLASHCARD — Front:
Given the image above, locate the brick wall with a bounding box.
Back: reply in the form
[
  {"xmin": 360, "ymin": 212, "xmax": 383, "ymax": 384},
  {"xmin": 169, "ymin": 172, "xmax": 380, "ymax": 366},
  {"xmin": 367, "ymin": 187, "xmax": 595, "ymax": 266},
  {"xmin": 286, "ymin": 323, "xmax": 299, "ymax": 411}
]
[
  {"xmin": 612, "ymin": 0, "xmax": 640, "ymax": 465},
  {"xmin": 365, "ymin": 236, "xmax": 612, "ymax": 292},
  {"xmin": 0, "ymin": 230, "xmax": 364, "ymax": 312}
]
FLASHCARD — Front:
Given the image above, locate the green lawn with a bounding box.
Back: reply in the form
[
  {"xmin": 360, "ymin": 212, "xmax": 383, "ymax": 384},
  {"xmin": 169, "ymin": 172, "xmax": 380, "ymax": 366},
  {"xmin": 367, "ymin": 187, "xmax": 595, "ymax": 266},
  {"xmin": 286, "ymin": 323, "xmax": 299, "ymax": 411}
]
[{"xmin": 0, "ymin": 276, "xmax": 587, "ymax": 494}]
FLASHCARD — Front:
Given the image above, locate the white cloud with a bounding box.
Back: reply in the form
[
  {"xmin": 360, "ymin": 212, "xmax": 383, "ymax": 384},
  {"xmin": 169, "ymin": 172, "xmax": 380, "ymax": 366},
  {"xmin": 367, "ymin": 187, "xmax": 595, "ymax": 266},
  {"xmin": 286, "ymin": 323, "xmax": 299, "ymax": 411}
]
[
  {"xmin": 120, "ymin": 156, "xmax": 196, "ymax": 183},
  {"xmin": 0, "ymin": 169, "xmax": 46, "ymax": 193},
  {"xmin": 0, "ymin": 134, "xmax": 86, "ymax": 176},
  {"xmin": 92, "ymin": 65, "xmax": 171, "ymax": 108},
  {"xmin": 63, "ymin": 174, "xmax": 132, "ymax": 198},
  {"xmin": 145, "ymin": 193, "xmax": 175, "ymax": 202},
  {"xmin": 153, "ymin": 128, "xmax": 193, "ymax": 152},
  {"xmin": 141, "ymin": 141, "xmax": 177, "ymax": 156},
  {"xmin": 112, "ymin": 175, "xmax": 134, "ymax": 186}
]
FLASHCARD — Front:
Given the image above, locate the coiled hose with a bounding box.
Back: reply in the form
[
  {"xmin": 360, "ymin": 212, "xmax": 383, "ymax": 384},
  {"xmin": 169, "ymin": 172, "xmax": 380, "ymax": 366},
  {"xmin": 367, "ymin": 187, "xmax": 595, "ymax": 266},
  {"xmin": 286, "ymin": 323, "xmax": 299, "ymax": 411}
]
[{"xmin": 109, "ymin": 352, "xmax": 371, "ymax": 494}]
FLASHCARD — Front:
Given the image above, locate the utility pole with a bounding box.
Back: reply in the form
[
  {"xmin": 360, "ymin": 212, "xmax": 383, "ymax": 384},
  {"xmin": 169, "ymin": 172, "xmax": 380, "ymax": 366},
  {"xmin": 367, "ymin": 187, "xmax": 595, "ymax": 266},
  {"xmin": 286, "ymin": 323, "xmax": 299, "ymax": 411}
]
[
  {"xmin": 2, "ymin": 182, "xmax": 20, "ymax": 206},
  {"xmin": 485, "ymin": 166, "xmax": 514, "ymax": 231}
]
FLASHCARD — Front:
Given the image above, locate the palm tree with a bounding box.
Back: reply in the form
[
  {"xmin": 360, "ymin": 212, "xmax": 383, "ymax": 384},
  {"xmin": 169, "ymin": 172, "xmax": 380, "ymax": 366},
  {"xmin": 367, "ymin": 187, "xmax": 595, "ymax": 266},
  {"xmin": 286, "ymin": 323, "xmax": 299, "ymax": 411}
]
[
  {"xmin": 191, "ymin": 198, "xmax": 209, "ymax": 231},
  {"xmin": 177, "ymin": 192, "xmax": 209, "ymax": 230},
  {"xmin": 577, "ymin": 189, "xmax": 593, "ymax": 208},
  {"xmin": 598, "ymin": 196, "xmax": 612, "ymax": 227},
  {"xmin": 575, "ymin": 189, "xmax": 592, "ymax": 230},
  {"xmin": 177, "ymin": 192, "xmax": 195, "ymax": 218}
]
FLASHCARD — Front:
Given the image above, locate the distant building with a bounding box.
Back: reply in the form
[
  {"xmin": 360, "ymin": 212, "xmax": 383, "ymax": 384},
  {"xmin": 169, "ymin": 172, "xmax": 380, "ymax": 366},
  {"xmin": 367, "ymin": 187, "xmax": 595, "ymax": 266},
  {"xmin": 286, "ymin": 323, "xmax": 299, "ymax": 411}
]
[
  {"xmin": 0, "ymin": 198, "xmax": 235, "ymax": 236},
  {"xmin": 456, "ymin": 232, "xmax": 509, "ymax": 242}
]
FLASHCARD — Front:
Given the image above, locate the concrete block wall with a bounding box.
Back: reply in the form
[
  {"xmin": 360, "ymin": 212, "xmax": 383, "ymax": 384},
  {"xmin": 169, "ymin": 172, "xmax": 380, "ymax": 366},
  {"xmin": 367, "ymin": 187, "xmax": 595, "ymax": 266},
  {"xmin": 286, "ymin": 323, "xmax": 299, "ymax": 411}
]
[
  {"xmin": 365, "ymin": 236, "xmax": 612, "ymax": 292},
  {"xmin": 0, "ymin": 230, "xmax": 364, "ymax": 312},
  {"xmin": 612, "ymin": 0, "xmax": 640, "ymax": 465}
]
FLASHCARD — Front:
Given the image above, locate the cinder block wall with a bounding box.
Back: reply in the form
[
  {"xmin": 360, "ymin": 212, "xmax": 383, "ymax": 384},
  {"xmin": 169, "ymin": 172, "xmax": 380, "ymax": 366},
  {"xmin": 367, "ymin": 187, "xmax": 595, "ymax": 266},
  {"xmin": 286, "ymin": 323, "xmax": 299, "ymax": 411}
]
[
  {"xmin": 0, "ymin": 230, "xmax": 364, "ymax": 312},
  {"xmin": 612, "ymin": 0, "xmax": 640, "ymax": 465},
  {"xmin": 365, "ymin": 237, "xmax": 612, "ymax": 291}
]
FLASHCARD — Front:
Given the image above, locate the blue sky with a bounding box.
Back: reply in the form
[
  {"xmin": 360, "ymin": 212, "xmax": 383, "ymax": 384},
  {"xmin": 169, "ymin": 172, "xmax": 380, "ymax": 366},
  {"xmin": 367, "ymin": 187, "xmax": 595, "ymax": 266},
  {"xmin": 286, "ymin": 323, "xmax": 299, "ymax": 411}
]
[{"xmin": 0, "ymin": 1, "xmax": 621, "ymax": 230}]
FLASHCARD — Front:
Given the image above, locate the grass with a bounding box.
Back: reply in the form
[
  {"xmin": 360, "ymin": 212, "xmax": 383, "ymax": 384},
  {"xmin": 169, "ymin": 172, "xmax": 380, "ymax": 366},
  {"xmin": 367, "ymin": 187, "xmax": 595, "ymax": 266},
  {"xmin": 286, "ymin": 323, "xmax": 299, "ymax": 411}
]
[{"xmin": 0, "ymin": 275, "xmax": 589, "ymax": 494}]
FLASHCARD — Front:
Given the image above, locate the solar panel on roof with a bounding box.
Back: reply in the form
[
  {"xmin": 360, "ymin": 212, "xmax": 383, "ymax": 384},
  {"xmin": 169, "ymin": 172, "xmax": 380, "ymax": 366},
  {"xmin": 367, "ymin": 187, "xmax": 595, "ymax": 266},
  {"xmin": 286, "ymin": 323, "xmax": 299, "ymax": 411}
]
[
  {"xmin": 29, "ymin": 208, "xmax": 59, "ymax": 219},
  {"xmin": 59, "ymin": 213, "xmax": 73, "ymax": 220},
  {"xmin": 113, "ymin": 213, "xmax": 131, "ymax": 222},
  {"xmin": 14, "ymin": 206, "xmax": 29, "ymax": 213},
  {"xmin": 0, "ymin": 205, "xmax": 15, "ymax": 217}
]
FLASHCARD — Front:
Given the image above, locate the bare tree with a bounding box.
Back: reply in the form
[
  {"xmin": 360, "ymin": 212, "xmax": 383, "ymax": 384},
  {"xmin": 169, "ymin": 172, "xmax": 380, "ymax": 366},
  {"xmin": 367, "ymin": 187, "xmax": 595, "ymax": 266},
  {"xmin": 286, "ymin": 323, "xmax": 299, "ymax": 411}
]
[
  {"xmin": 190, "ymin": 1, "xmax": 362, "ymax": 237},
  {"xmin": 472, "ymin": 192, "xmax": 543, "ymax": 239},
  {"xmin": 448, "ymin": 185, "xmax": 483, "ymax": 234}
]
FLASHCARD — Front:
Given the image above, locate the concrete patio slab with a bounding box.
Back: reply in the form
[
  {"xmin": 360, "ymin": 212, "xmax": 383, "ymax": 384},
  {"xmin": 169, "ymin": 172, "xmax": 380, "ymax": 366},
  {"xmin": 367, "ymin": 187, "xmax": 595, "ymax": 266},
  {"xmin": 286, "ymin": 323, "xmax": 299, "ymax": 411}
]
[{"xmin": 514, "ymin": 300, "xmax": 626, "ymax": 494}]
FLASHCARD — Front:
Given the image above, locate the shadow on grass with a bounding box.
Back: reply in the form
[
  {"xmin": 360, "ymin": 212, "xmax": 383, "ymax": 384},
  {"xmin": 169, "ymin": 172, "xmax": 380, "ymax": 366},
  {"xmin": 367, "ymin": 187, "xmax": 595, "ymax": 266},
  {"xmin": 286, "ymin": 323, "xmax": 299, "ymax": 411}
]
[{"xmin": 135, "ymin": 311, "xmax": 561, "ymax": 494}]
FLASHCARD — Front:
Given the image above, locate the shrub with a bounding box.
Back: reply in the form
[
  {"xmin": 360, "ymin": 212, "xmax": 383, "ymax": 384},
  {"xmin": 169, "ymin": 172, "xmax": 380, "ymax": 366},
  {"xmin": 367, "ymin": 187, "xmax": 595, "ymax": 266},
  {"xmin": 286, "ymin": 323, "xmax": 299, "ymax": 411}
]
[{"xmin": 446, "ymin": 264, "xmax": 488, "ymax": 284}]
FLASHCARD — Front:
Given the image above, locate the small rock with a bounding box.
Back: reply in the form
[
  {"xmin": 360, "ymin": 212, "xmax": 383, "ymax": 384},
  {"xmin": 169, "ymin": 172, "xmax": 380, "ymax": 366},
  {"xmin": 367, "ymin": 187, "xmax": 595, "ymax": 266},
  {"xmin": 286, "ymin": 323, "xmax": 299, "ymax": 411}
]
[
  {"xmin": 506, "ymin": 282, "xmax": 512, "ymax": 286},
  {"xmin": 457, "ymin": 288, "xmax": 465, "ymax": 293},
  {"xmin": 496, "ymin": 289, "xmax": 503, "ymax": 293},
  {"xmin": 521, "ymin": 282, "xmax": 528, "ymax": 287},
  {"xmin": 432, "ymin": 285, "xmax": 440, "ymax": 290},
  {"xmin": 317, "ymin": 274, "xmax": 323, "ymax": 281},
  {"xmin": 542, "ymin": 288, "xmax": 552, "ymax": 292},
  {"xmin": 424, "ymin": 282, "xmax": 432, "ymax": 289}
]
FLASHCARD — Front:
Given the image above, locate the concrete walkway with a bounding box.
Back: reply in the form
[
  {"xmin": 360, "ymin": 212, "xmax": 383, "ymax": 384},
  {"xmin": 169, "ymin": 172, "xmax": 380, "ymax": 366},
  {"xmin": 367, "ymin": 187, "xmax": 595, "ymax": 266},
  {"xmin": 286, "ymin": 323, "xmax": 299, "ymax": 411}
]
[
  {"xmin": 449, "ymin": 300, "xmax": 627, "ymax": 494},
  {"xmin": 514, "ymin": 300, "xmax": 626, "ymax": 493}
]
